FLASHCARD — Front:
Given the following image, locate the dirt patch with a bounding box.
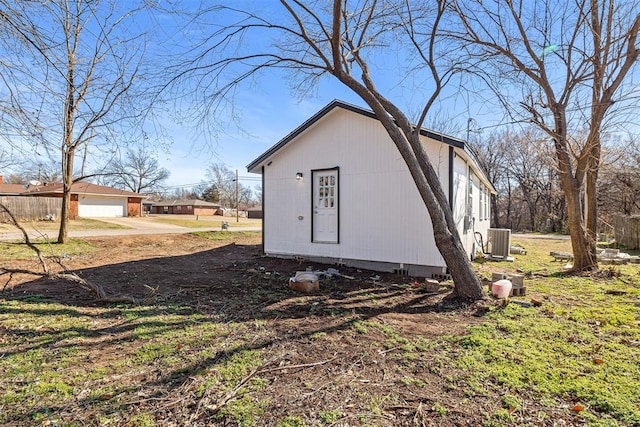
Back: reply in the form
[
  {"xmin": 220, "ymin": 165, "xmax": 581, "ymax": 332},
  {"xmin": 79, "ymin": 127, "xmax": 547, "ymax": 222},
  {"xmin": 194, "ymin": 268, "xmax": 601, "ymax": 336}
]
[{"xmin": 2, "ymin": 233, "xmax": 500, "ymax": 426}]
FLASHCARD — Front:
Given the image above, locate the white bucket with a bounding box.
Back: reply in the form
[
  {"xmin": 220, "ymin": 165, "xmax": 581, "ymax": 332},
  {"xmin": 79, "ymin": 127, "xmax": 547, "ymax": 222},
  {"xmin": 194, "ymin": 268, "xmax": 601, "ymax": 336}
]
[{"xmin": 491, "ymin": 279, "xmax": 512, "ymax": 298}]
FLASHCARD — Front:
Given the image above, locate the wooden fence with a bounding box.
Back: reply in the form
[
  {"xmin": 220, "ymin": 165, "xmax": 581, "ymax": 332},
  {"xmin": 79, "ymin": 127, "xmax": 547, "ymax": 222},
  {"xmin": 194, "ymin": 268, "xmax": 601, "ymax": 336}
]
[
  {"xmin": 613, "ymin": 215, "xmax": 640, "ymax": 250},
  {"xmin": 0, "ymin": 196, "xmax": 62, "ymax": 222}
]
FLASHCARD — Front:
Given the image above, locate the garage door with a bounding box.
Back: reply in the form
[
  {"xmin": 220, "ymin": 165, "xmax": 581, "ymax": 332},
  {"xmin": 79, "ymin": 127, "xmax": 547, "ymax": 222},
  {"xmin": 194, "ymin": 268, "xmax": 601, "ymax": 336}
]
[{"xmin": 78, "ymin": 196, "xmax": 127, "ymax": 217}]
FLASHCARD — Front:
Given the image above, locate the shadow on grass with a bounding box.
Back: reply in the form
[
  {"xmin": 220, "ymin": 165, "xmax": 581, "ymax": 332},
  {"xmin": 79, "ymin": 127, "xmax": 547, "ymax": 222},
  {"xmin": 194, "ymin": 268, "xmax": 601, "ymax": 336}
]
[{"xmin": 0, "ymin": 242, "xmax": 479, "ymax": 424}]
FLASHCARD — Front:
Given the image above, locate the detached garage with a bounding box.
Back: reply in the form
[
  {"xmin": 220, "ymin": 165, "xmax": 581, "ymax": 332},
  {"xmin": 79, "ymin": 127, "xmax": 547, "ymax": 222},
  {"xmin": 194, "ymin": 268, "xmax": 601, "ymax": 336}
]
[
  {"xmin": 78, "ymin": 196, "xmax": 128, "ymax": 217},
  {"xmin": 23, "ymin": 182, "xmax": 142, "ymax": 218}
]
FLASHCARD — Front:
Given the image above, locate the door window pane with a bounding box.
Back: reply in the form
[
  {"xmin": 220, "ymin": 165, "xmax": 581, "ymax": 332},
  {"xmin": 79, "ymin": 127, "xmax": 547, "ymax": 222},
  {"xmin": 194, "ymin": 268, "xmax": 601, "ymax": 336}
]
[{"xmin": 317, "ymin": 173, "xmax": 336, "ymax": 209}]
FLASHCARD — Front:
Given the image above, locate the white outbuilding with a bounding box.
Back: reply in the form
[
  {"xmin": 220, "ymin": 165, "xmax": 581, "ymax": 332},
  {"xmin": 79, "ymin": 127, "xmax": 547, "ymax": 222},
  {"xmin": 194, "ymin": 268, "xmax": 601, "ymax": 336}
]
[{"xmin": 247, "ymin": 100, "xmax": 496, "ymax": 278}]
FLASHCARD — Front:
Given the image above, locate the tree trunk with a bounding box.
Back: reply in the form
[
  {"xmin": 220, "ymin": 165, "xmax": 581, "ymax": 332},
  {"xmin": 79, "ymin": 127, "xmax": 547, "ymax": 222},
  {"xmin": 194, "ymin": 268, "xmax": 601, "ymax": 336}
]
[
  {"xmin": 585, "ymin": 145, "xmax": 600, "ymax": 260},
  {"xmin": 336, "ymin": 73, "xmax": 484, "ymax": 301},
  {"xmin": 491, "ymin": 194, "xmax": 500, "ymax": 228},
  {"xmin": 560, "ymin": 168, "xmax": 597, "ymax": 271},
  {"xmin": 407, "ymin": 131, "xmax": 484, "ymax": 301},
  {"xmin": 58, "ymin": 61, "xmax": 75, "ymax": 244},
  {"xmin": 57, "ymin": 148, "xmax": 74, "ymax": 244}
]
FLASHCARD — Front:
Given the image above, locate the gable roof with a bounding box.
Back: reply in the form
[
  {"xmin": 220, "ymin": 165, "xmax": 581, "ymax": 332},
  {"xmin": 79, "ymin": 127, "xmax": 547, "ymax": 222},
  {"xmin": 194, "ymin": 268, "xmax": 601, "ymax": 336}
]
[
  {"xmin": 247, "ymin": 99, "xmax": 466, "ymax": 173},
  {"xmin": 247, "ymin": 99, "xmax": 496, "ymax": 193},
  {"xmin": 22, "ymin": 182, "xmax": 141, "ymax": 197}
]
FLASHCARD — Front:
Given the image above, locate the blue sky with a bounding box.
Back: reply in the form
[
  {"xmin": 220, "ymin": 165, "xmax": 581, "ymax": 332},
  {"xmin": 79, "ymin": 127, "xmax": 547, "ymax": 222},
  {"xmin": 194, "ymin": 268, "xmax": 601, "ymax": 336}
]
[
  {"xmin": 0, "ymin": 1, "xmax": 531, "ymax": 191},
  {"xmin": 159, "ymin": 80, "xmax": 366, "ymax": 189},
  {"xmin": 159, "ymin": 77, "xmax": 502, "ymax": 192},
  {"xmin": 4, "ymin": 1, "xmax": 636, "ymax": 192},
  {"xmin": 150, "ymin": 2, "xmax": 511, "ymax": 191}
]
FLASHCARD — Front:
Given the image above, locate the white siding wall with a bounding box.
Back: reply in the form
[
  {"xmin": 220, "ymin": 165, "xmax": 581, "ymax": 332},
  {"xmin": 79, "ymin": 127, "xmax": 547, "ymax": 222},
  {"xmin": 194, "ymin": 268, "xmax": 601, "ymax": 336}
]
[
  {"xmin": 473, "ymin": 180, "xmax": 491, "ymax": 253},
  {"xmin": 452, "ymin": 154, "xmax": 472, "ymax": 256},
  {"xmin": 452, "ymin": 154, "xmax": 492, "ymax": 258},
  {"xmin": 263, "ymin": 108, "xmax": 451, "ymax": 269}
]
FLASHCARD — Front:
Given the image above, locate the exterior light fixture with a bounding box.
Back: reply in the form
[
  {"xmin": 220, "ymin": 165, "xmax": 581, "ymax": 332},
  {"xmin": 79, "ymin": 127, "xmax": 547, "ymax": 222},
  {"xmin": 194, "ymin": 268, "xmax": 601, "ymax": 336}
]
[{"xmin": 296, "ymin": 172, "xmax": 304, "ymax": 181}]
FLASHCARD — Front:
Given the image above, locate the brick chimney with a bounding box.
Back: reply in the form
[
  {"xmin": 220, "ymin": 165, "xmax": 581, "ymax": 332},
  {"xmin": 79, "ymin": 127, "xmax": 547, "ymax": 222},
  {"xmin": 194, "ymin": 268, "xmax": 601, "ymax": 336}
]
[{"xmin": 0, "ymin": 175, "xmax": 3, "ymax": 184}]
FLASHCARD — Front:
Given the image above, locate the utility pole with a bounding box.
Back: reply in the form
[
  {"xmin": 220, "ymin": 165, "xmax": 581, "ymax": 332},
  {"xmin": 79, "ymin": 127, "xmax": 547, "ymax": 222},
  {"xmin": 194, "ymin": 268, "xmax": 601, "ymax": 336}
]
[{"xmin": 236, "ymin": 169, "xmax": 239, "ymax": 223}]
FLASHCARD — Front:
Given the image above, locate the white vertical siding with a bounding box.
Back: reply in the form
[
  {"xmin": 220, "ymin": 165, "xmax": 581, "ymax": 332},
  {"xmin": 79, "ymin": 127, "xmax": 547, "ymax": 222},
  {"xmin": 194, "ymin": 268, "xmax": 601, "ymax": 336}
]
[
  {"xmin": 263, "ymin": 108, "xmax": 450, "ymax": 268},
  {"xmin": 452, "ymin": 154, "xmax": 468, "ymax": 236},
  {"xmin": 452, "ymin": 153, "xmax": 493, "ymax": 258},
  {"xmin": 473, "ymin": 181, "xmax": 491, "ymax": 253}
]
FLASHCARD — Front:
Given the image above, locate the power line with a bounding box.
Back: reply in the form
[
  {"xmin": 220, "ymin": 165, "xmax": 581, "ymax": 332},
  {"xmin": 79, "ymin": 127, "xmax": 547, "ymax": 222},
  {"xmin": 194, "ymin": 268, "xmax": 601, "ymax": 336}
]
[{"xmin": 163, "ymin": 175, "xmax": 261, "ymax": 190}]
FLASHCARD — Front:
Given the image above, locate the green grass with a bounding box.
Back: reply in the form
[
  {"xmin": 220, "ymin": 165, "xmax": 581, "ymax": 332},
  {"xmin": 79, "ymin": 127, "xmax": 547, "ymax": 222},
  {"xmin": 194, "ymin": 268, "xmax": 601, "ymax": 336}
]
[
  {"xmin": 1, "ymin": 235, "xmax": 639, "ymax": 425},
  {"xmin": 0, "ymin": 239, "xmax": 96, "ymax": 260},
  {"xmin": 0, "ymin": 298, "xmax": 270, "ymax": 426},
  {"xmin": 466, "ymin": 237, "xmax": 640, "ymax": 425},
  {"xmin": 191, "ymin": 230, "xmax": 261, "ymax": 240},
  {"xmin": 0, "ymin": 217, "xmax": 129, "ymax": 233},
  {"xmin": 150, "ymin": 216, "xmax": 261, "ymax": 228}
]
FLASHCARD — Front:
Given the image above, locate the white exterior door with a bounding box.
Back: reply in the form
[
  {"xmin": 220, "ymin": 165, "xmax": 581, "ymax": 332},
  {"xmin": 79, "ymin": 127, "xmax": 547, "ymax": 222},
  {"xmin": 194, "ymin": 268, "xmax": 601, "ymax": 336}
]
[{"xmin": 312, "ymin": 169, "xmax": 338, "ymax": 243}]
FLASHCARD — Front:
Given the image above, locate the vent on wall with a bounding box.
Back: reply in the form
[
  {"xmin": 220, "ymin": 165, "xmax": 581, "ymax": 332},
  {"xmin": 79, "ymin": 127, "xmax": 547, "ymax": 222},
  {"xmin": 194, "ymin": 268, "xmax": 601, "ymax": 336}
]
[{"xmin": 487, "ymin": 228, "xmax": 511, "ymax": 258}]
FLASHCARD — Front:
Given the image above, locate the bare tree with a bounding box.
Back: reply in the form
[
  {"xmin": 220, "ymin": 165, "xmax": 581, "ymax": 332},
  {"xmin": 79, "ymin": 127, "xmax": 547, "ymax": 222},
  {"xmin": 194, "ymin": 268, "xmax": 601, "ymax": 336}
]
[
  {"xmin": 599, "ymin": 135, "xmax": 640, "ymax": 217},
  {"xmin": 253, "ymin": 185, "xmax": 263, "ymax": 206},
  {"xmin": 22, "ymin": 159, "xmax": 63, "ymax": 184},
  {"xmin": 238, "ymin": 186, "xmax": 253, "ymax": 208},
  {"xmin": 173, "ymin": 1, "xmax": 484, "ymax": 301},
  {"xmin": 0, "ymin": 0, "xmax": 154, "ymax": 243},
  {"xmin": 1, "ymin": 173, "xmax": 25, "ymax": 185},
  {"xmin": 506, "ymin": 130, "xmax": 560, "ymax": 232},
  {"xmin": 202, "ymin": 163, "xmax": 236, "ymax": 208},
  {"xmin": 451, "ymin": 0, "xmax": 640, "ymax": 271},
  {"xmin": 0, "ymin": 148, "xmax": 17, "ymax": 171},
  {"xmin": 198, "ymin": 163, "xmax": 255, "ymax": 209},
  {"xmin": 470, "ymin": 131, "xmax": 511, "ymax": 228},
  {"xmin": 474, "ymin": 127, "xmax": 575, "ymax": 233},
  {"xmin": 102, "ymin": 147, "xmax": 170, "ymax": 193}
]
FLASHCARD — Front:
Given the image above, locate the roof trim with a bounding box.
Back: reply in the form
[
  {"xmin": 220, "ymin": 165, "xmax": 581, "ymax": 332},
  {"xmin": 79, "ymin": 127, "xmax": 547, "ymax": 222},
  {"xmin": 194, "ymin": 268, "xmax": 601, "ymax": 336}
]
[
  {"xmin": 22, "ymin": 182, "xmax": 141, "ymax": 197},
  {"xmin": 246, "ymin": 99, "xmax": 465, "ymax": 172},
  {"xmin": 151, "ymin": 199, "xmax": 220, "ymax": 207}
]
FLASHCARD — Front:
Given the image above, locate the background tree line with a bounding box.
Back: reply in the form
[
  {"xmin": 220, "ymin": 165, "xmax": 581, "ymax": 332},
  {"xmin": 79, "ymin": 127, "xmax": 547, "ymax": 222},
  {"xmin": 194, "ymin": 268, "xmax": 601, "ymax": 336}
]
[{"xmin": 472, "ymin": 128, "xmax": 640, "ymax": 233}]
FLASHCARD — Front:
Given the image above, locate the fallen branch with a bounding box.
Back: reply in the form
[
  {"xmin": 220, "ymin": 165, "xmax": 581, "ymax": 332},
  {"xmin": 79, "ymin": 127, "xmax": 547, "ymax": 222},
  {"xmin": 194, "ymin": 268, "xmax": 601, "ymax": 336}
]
[
  {"xmin": 193, "ymin": 356, "xmax": 338, "ymax": 421},
  {"xmin": 0, "ymin": 202, "xmax": 155, "ymax": 304},
  {"xmin": 301, "ymin": 353, "xmax": 366, "ymax": 399},
  {"xmin": 0, "ymin": 264, "xmax": 156, "ymax": 304}
]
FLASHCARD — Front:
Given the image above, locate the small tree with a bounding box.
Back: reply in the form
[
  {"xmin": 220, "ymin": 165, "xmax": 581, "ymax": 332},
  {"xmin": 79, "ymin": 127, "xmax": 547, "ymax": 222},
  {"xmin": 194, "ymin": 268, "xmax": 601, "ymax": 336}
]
[{"xmin": 202, "ymin": 163, "xmax": 236, "ymax": 208}]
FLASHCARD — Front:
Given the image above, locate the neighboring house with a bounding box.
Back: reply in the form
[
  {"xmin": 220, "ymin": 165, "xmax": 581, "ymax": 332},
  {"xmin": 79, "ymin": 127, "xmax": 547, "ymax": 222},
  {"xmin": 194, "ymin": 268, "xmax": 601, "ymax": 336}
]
[
  {"xmin": 0, "ymin": 175, "xmax": 63, "ymax": 221},
  {"xmin": 0, "ymin": 175, "xmax": 27, "ymax": 195},
  {"xmin": 22, "ymin": 182, "xmax": 142, "ymax": 218},
  {"xmin": 142, "ymin": 199, "xmax": 154, "ymax": 215},
  {"xmin": 247, "ymin": 100, "xmax": 496, "ymax": 277},
  {"xmin": 151, "ymin": 199, "xmax": 220, "ymax": 216},
  {"xmin": 247, "ymin": 206, "xmax": 263, "ymax": 219}
]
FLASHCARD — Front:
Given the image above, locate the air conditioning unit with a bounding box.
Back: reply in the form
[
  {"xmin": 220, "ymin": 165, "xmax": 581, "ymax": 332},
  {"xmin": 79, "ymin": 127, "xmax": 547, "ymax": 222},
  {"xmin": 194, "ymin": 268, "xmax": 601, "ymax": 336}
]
[{"xmin": 487, "ymin": 228, "xmax": 511, "ymax": 258}]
